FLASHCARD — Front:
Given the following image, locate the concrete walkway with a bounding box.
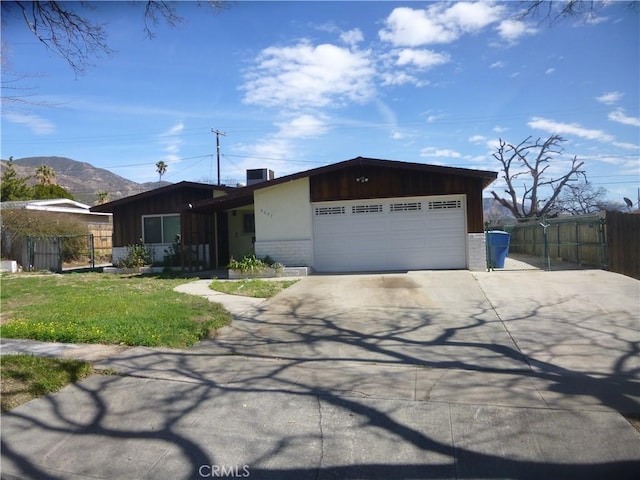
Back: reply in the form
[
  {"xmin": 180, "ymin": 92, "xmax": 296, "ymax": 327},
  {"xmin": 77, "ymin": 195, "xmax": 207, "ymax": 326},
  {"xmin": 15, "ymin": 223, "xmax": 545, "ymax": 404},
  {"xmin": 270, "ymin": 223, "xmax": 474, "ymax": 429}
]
[{"xmin": 1, "ymin": 272, "xmax": 639, "ymax": 479}]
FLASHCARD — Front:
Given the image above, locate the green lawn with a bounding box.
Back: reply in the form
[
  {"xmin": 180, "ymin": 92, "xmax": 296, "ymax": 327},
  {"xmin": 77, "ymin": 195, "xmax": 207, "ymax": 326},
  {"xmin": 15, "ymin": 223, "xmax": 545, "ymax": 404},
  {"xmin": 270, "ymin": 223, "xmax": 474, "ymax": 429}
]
[
  {"xmin": 209, "ymin": 279, "xmax": 299, "ymax": 298},
  {"xmin": 1, "ymin": 354, "xmax": 94, "ymax": 412},
  {"xmin": 0, "ymin": 273, "xmax": 231, "ymax": 348}
]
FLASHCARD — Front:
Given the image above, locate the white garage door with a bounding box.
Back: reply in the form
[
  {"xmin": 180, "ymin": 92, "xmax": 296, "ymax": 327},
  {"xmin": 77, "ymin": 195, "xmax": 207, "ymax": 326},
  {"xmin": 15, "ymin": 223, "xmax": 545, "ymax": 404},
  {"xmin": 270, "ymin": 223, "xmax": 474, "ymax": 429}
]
[{"xmin": 312, "ymin": 195, "xmax": 467, "ymax": 272}]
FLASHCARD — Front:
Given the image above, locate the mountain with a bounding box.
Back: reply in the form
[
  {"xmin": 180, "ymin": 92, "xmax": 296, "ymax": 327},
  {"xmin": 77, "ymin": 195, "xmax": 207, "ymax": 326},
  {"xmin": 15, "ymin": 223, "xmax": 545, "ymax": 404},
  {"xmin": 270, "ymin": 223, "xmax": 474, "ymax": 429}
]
[
  {"xmin": 0, "ymin": 156, "xmax": 170, "ymax": 205},
  {"xmin": 483, "ymin": 197, "xmax": 516, "ymax": 222}
]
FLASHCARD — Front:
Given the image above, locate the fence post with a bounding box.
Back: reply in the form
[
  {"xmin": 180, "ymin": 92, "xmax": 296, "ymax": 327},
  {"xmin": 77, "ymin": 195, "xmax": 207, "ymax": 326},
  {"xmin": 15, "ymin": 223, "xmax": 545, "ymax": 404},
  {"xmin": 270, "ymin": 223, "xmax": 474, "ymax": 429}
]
[
  {"xmin": 90, "ymin": 234, "xmax": 95, "ymax": 270},
  {"xmin": 540, "ymin": 219, "xmax": 551, "ymax": 271},
  {"xmin": 575, "ymin": 220, "xmax": 580, "ymax": 265},
  {"xmin": 599, "ymin": 215, "xmax": 607, "ymax": 269}
]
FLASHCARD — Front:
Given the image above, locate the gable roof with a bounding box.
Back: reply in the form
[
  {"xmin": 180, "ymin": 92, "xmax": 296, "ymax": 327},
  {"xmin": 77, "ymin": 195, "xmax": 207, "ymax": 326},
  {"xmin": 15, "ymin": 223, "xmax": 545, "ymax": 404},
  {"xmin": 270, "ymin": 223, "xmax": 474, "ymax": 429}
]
[
  {"xmin": 189, "ymin": 156, "xmax": 498, "ymax": 213},
  {"xmin": 90, "ymin": 181, "xmax": 237, "ymax": 213},
  {"xmin": 258, "ymin": 156, "xmax": 497, "ymax": 190}
]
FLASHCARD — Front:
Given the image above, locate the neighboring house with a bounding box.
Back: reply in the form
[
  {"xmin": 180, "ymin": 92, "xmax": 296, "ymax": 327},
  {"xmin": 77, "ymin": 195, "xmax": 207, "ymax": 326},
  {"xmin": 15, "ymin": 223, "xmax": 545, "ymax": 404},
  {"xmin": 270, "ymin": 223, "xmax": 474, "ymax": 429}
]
[
  {"xmin": 187, "ymin": 157, "xmax": 497, "ymax": 272},
  {"xmin": 1, "ymin": 198, "xmax": 113, "ymax": 266},
  {"xmin": 91, "ymin": 181, "xmax": 237, "ymax": 266}
]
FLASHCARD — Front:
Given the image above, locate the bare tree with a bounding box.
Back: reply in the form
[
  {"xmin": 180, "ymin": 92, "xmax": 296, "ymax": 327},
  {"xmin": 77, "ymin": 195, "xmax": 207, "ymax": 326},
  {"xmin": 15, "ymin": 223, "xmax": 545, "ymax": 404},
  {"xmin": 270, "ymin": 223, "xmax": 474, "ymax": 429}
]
[
  {"xmin": 555, "ymin": 181, "xmax": 610, "ymax": 214},
  {"xmin": 490, "ymin": 135, "xmax": 585, "ymax": 218},
  {"xmin": 520, "ymin": 1, "xmax": 639, "ymax": 23},
  {"xmin": 1, "ymin": 1, "xmax": 227, "ymax": 76}
]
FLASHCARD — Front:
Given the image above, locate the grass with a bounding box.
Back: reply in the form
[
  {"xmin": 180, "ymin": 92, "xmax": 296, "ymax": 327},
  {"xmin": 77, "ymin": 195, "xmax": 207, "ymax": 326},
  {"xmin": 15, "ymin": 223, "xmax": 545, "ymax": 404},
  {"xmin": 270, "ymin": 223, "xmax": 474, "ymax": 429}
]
[
  {"xmin": 0, "ymin": 273, "xmax": 231, "ymax": 348},
  {"xmin": 210, "ymin": 278, "xmax": 298, "ymax": 298},
  {"xmin": 1, "ymin": 354, "xmax": 94, "ymax": 412}
]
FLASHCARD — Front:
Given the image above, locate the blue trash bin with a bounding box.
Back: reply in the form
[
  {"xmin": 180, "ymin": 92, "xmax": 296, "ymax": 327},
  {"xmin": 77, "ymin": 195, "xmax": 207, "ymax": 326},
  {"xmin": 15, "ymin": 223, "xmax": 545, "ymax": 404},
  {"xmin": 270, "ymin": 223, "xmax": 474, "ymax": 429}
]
[{"xmin": 487, "ymin": 231, "xmax": 510, "ymax": 268}]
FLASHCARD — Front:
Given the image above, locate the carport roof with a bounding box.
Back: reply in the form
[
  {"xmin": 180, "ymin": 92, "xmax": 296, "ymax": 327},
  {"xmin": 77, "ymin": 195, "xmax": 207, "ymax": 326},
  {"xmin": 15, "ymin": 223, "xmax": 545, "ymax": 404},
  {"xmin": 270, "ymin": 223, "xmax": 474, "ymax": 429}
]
[{"xmin": 188, "ymin": 157, "xmax": 497, "ymax": 214}]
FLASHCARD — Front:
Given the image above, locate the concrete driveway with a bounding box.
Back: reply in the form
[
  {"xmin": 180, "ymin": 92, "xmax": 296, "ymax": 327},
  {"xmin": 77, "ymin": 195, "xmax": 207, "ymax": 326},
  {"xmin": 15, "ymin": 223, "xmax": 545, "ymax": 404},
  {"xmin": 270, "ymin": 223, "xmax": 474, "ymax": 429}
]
[{"xmin": 1, "ymin": 270, "xmax": 639, "ymax": 479}]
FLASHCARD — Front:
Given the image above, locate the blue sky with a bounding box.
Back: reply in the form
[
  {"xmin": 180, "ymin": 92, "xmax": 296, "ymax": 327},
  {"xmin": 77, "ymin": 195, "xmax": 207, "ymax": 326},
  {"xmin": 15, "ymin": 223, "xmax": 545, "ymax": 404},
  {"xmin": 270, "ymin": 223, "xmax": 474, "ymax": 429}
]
[{"xmin": 2, "ymin": 1, "xmax": 638, "ymax": 204}]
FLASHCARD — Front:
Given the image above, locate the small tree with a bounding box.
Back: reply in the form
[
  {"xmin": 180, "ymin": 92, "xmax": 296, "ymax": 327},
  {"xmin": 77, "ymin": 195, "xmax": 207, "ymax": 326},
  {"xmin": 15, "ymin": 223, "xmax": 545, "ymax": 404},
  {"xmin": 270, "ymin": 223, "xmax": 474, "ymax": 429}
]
[
  {"xmin": 490, "ymin": 135, "xmax": 585, "ymax": 218},
  {"xmin": 32, "ymin": 183, "xmax": 75, "ymax": 200},
  {"xmin": 1, "ymin": 158, "xmax": 32, "ymax": 201},
  {"xmin": 156, "ymin": 160, "xmax": 167, "ymax": 183}
]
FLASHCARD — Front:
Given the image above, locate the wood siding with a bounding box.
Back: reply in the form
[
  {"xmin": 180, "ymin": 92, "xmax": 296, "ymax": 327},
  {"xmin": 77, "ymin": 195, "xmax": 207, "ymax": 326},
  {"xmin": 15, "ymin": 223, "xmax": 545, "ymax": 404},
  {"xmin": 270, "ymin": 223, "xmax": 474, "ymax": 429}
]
[
  {"xmin": 309, "ymin": 165, "xmax": 487, "ymax": 232},
  {"xmin": 606, "ymin": 211, "xmax": 640, "ymax": 280},
  {"xmin": 112, "ymin": 188, "xmax": 215, "ymax": 246}
]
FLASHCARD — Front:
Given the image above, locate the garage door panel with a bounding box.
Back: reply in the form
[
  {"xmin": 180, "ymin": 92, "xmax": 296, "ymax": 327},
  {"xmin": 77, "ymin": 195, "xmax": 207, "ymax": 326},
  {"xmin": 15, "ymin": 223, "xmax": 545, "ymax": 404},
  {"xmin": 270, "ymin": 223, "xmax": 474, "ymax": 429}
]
[{"xmin": 313, "ymin": 195, "xmax": 466, "ymax": 272}]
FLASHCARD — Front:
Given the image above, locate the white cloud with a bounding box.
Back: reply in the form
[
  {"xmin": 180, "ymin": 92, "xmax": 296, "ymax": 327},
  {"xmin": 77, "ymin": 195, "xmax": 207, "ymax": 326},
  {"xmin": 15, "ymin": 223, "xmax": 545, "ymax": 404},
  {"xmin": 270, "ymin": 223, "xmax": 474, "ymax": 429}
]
[
  {"xmin": 275, "ymin": 114, "xmax": 329, "ymax": 139},
  {"xmin": 608, "ymin": 108, "xmax": 640, "ymax": 127},
  {"xmin": 379, "ymin": 7, "xmax": 458, "ymax": 46},
  {"xmin": 490, "ymin": 60, "xmax": 505, "ymax": 68},
  {"xmin": 379, "ymin": 2, "xmax": 505, "ymax": 47},
  {"xmin": 395, "ymin": 48, "xmax": 450, "ymax": 69},
  {"xmin": 440, "ymin": 1, "xmax": 506, "ymax": 32},
  {"xmin": 528, "ymin": 116, "xmax": 615, "ymax": 142},
  {"xmin": 596, "ymin": 91, "xmax": 623, "ymax": 105},
  {"xmin": 3, "ymin": 112, "xmax": 55, "ymax": 135},
  {"xmin": 545, "ymin": 67, "xmax": 555, "ymax": 75},
  {"xmin": 468, "ymin": 135, "xmax": 487, "ymax": 143},
  {"xmin": 340, "ymin": 28, "xmax": 364, "ymax": 46},
  {"xmin": 496, "ymin": 19, "xmax": 538, "ymax": 42},
  {"xmin": 493, "ymin": 125, "xmax": 507, "ymax": 133},
  {"xmin": 158, "ymin": 121, "xmax": 184, "ymax": 162},
  {"xmin": 612, "ymin": 141, "xmax": 639, "ymax": 150},
  {"xmin": 243, "ymin": 41, "xmax": 375, "ymax": 109},
  {"xmin": 420, "ymin": 147, "xmax": 462, "ymax": 158},
  {"xmin": 380, "ymin": 71, "xmax": 423, "ymax": 87}
]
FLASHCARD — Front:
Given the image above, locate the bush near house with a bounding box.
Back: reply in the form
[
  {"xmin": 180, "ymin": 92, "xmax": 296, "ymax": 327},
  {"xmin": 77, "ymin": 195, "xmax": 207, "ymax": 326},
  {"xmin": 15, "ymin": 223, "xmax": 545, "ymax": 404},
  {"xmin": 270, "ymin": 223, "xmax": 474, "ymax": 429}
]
[{"xmin": 228, "ymin": 254, "xmax": 283, "ymax": 275}]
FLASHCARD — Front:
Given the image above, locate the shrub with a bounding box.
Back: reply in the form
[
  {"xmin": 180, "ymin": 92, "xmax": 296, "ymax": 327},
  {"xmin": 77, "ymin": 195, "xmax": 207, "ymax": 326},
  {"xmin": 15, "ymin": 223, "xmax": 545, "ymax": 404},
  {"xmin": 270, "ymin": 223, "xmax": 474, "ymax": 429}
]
[
  {"xmin": 227, "ymin": 254, "xmax": 283, "ymax": 274},
  {"xmin": 118, "ymin": 243, "xmax": 153, "ymax": 268}
]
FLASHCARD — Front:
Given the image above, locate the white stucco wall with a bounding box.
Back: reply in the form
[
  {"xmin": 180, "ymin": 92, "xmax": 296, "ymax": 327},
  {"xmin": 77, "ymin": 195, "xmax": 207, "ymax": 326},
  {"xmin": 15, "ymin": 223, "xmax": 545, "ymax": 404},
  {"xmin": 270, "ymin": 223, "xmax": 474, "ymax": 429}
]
[
  {"xmin": 254, "ymin": 178, "xmax": 313, "ymax": 266},
  {"xmin": 467, "ymin": 233, "xmax": 487, "ymax": 271},
  {"xmin": 254, "ymin": 178, "xmax": 312, "ymax": 241}
]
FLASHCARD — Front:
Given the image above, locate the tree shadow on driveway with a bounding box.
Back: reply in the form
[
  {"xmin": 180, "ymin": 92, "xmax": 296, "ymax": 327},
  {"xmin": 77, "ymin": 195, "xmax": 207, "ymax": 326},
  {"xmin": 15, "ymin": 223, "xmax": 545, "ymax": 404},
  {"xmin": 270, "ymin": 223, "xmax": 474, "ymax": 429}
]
[{"xmin": 2, "ymin": 272, "xmax": 639, "ymax": 479}]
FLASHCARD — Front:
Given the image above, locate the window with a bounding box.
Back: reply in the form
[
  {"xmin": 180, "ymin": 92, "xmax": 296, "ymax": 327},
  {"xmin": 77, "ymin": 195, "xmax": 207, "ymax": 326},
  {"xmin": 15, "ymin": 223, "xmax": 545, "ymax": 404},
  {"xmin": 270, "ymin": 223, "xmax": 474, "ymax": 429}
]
[
  {"xmin": 142, "ymin": 215, "xmax": 180, "ymax": 244},
  {"xmin": 243, "ymin": 213, "xmax": 255, "ymax": 234}
]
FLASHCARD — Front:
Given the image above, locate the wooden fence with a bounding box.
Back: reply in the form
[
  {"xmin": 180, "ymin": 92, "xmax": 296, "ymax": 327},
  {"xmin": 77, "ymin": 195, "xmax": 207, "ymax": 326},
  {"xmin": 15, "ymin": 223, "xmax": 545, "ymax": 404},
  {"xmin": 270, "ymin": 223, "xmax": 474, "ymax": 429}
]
[
  {"xmin": 606, "ymin": 211, "xmax": 640, "ymax": 279},
  {"xmin": 497, "ymin": 211, "xmax": 639, "ymax": 279}
]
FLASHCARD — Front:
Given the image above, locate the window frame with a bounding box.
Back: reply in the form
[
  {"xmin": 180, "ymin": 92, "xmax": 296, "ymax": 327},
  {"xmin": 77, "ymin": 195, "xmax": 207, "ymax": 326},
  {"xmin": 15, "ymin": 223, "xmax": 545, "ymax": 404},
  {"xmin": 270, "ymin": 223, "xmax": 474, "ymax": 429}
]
[{"xmin": 142, "ymin": 214, "xmax": 181, "ymax": 244}]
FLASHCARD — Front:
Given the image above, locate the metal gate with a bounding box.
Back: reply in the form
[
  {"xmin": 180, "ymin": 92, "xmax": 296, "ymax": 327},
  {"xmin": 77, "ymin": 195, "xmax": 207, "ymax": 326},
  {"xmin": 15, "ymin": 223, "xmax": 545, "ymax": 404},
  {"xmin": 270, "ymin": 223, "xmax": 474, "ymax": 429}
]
[
  {"xmin": 491, "ymin": 214, "xmax": 607, "ymax": 271},
  {"xmin": 23, "ymin": 235, "xmax": 111, "ymax": 272}
]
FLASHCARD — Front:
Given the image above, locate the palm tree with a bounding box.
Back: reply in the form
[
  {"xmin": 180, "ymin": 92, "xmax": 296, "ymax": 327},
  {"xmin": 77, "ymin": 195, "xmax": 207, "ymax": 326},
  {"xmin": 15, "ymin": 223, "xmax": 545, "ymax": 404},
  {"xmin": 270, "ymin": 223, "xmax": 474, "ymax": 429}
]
[
  {"xmin": 95, "ymin": 191, "xmax": 109, "ymax": 205},
  {"xmin": 35, "ymin": 164, "xmax": 56, "ymax": 185},
  {"xmin": 156, "ymin": 161, "xmax": 167, "ymax": 183}
]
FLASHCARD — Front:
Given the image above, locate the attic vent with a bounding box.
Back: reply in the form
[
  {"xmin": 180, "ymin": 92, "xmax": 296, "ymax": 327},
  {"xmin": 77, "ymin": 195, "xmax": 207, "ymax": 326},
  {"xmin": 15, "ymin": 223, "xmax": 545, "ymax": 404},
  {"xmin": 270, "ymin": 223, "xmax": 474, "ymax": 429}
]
[
  {"xmin": 428, "ymin": 199, "xmax": 462, "ymax": 210},
  {"xmin": 315, "ymin": 206, "xmax": 345, "ymax": 216},
  {"xmin": 390, "ymin": 202, "xmax": 422, "ymax": 212},
  {"xmin": 352, "ymin": 204, "xmax": 383, "ymax": 214}
]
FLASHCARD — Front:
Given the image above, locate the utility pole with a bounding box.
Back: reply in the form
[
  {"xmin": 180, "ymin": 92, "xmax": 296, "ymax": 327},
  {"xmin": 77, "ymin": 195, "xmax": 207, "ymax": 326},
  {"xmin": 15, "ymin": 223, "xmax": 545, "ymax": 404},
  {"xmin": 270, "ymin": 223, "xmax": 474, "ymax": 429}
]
[{"xmin": 211, "ymin": 129, "xmax": 226, "ymax": 185}]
